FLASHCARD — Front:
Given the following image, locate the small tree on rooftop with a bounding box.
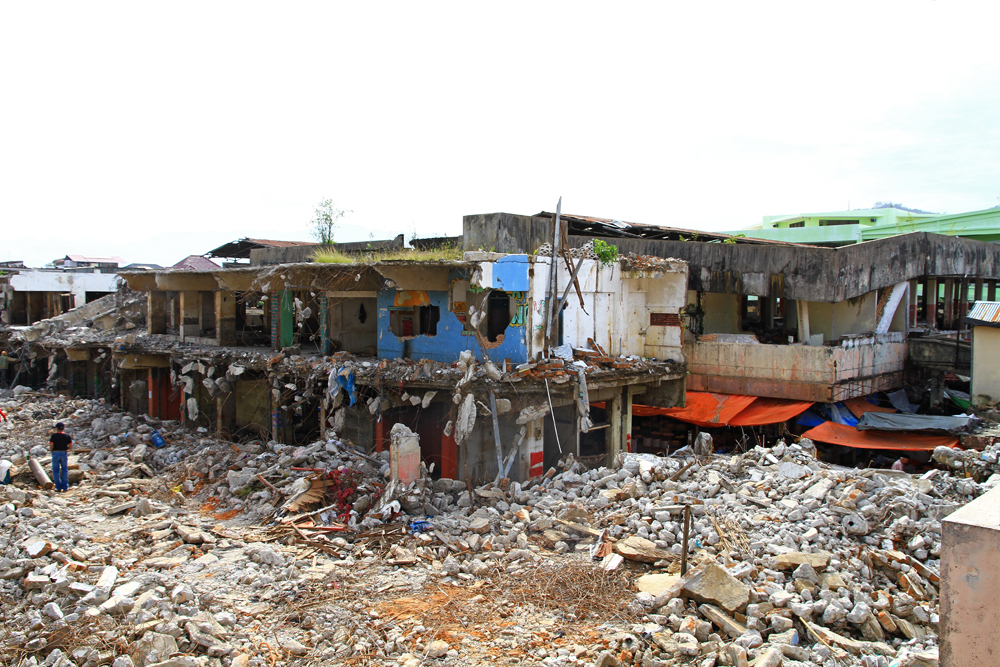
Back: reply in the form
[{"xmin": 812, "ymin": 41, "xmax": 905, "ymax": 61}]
[{"xmin": 310, "ymin": 198, "xmax": 351, "ymax": 245}]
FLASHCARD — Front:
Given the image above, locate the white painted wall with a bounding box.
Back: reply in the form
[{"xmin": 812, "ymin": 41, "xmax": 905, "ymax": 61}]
[
  {"xmin": 10, "ymin": 270, "xmax": 119, "ymax": 306},
  {"xmin": 972, "ymin": 326, "xmax": 1000, "ymax": 404},
  {"xmin": 520, "ymin": 257, "xmax": 687, "ymax": 361}
]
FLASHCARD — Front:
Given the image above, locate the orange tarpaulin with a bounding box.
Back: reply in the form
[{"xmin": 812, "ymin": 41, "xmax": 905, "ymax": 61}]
[
  {"xmin": 727, "ymin": 397, "xmax": 814, "ymax": 426},
  {"xmin": 594, "ymin": 392, "xmax": 813, "ymax": 428},
  {"xmin": 654, "ymin": 392, "xmax": 758, "ymax": 427},
  {"xmin": 801, "ymin": 421, "xmax": 958, "ymax": 451},
  {"xmin": 843, "ymin": 397, "xmax": 896, "ymax": 420}
]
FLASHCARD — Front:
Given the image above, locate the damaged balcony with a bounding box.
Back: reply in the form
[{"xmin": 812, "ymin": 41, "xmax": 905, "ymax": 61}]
[{"xmin": 684, "ymin": 281, "xmax": 911, "ymax": 403}]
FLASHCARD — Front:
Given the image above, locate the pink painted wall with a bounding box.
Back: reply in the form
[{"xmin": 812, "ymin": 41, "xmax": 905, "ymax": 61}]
[{"xmin": 940, "ymin": 483, "xmax": 1000, "ymax": 666}]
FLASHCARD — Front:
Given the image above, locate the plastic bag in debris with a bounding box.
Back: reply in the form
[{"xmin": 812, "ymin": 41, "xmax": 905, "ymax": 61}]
[
  {"xmin": 328, "ymin": 366, "xmax": 357, "ymax": 406},
  {"xmin": 551, "ymin": 344, "xmax": 574, "ymax": 361}
]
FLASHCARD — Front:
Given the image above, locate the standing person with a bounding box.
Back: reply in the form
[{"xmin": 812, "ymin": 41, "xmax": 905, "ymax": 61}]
[
  {"xmin": 0, "ymin": 351, "xmax": 8, "ymax": 387},
  {"xmin": 49, "ymin": 422, "xmax": 72, "ymax": 492}
]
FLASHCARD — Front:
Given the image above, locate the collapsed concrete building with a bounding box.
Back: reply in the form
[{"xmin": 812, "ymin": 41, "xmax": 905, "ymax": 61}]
[
  {"xmin": 8, "ymin": 209, "xmax": 1000, "ymax": 483},
  {"xmin": 469, "ymin": 212, "xmax": 1000, "ymax": 399},
  {"xmin": 0, "ymin": 258, "xmax": 121, "ymax": 326},
  {"xmin": 7, "ymin": 245, "xmax": 688, "ymax": 484}
]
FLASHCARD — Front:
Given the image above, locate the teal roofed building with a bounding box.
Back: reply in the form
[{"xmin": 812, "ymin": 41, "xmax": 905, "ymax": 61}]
[{"xmin": 731, "ymin": 204, "xmax": 1000, "ymax": 247}]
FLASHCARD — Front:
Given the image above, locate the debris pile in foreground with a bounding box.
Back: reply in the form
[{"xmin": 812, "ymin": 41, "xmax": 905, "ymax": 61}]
[{"xmin": 0, "ymin": 391, "xmax": 981, "ymax": 666}]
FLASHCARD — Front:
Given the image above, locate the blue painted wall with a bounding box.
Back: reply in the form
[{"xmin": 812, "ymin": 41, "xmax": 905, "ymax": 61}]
[{"xmin": 377, "ymin": 268, "xmax": 529, "ymax": 364}]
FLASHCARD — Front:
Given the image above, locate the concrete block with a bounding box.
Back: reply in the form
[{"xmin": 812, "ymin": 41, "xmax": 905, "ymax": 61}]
[
  {"xmin": 389, "ymin": 424, "xmax": 421, "ymax": 485},
  {"xmin": 940, "ymin": 483, "xmax": 1000, "ymax": 666}
]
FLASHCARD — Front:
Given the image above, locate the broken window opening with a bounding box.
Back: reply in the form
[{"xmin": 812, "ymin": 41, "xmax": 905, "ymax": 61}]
[
  {"xmin": 389, "ymin": 305, "xmax": 440, "ymax": 338},
  {"xmin": 741, "ymin": 295, "xmax": 760, "ymax": 330},
  {"xmin": 486, "ymin": 291, "xmax": 512, "ymax": 342},
  {"xmin": 358, "ymin": 302, "xmax": 367, "ymax": 324}
]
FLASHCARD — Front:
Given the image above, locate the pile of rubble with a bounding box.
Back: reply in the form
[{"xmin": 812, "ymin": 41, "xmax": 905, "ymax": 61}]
[{"xmin": 0, "ymin": 392, "xmax": 979, "ymax": 666}]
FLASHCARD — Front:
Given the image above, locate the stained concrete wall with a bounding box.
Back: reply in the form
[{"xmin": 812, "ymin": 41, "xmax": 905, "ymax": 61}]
[
  {"xmin": 685, "ymin": 334, "xmax": 907, "ymax": 401},
  {"xmin": 971, "ymin": 326, "xmax": 1000, "ymax": 404},
  {"xmin": 465, "ymin": 214, "xmax": 1000, "ymax": 303},
  {"xmin": 940, "ymin": 483, "xmax": 1000, "ymax": 666},
  {"xmin": 328, "ymin": 296, "xmax": 378, "ymax": 355},
  {"xmin": 691, "ymin": 291, "xmax": 742, "ymax": 334}
]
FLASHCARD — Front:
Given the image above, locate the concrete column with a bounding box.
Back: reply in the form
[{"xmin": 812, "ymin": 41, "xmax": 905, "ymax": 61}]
[
  {"xmin": 608, "ymin": 392, "xmax": 622, "ymax": 467},
  {"xmin": 215, "ymin": 290, "xmax": 237, "ymax": 346},
  {"xmin": 975, "ymin": 278, "xmax": 984, "ymax": 305},
  {"xmin": 522, "ymin": 418, "xmax": 545, "ymax": 479},
  {"xmin": 943, "ymin": 279, "xmax": 955, "ymax": 329},
  {"xmin": 909, "ymin": 280, "xmax": 918, "ymax": 328},
  {"xmin": 622, "ymin": 386, "xmax": 633, "ymax": 454},
  {"xmin": 269, "ymin": 291, "xmax": 279, "ymax": 349},
  {"xmin": 24, "ymin": 292, "xmax": 33, "ymax": 325},
  {"xmin": 927, "ymin": 278, "xmax": 939, "ymax": 329},
  {"xmin": 148, "ymin": 369, "xmax": 158, "ymax": 419},
  {"xmin": 390, "ymin": 425, "xmax": 421, "ymax": 485},
  {"xmin": 958, "ymin": 279, "xmax": 968, "ymax": 328},
  {"xmin": 989, "ymin": 280, "xmax": 997, "ymax": 302},
  {"xmin": 179, "ymin": 291, "xmax": 201, "ymax": 341},
  {"xmin": 148, "ymin": 291, "xmax": 167, "ymax": 335},
  {"xmin": 217, "ymin": 393, "xmax": 236, "ymax": 437},
  {"xmin": 318, "ymin": 293, "xmax": 329, "ymax": 355},
  {"xmin": 797, "ymin": 300, "xmax": 811, "ymax": 343}
]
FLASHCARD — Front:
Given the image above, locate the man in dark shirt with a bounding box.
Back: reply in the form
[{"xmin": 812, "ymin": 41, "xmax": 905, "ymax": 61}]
[{"xmin": 49, "ymin": 422, "xmax": 72, "ymax": 492}]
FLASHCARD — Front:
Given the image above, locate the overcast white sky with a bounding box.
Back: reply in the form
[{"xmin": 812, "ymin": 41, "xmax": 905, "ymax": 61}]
[{"xmin": 2, "ymin": 2, "xmax": 999, "ymax": 267}]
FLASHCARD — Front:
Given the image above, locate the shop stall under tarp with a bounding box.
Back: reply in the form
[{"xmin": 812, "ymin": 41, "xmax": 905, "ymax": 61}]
[
  {"xmin": 602, "ymin": 392, "xmax": 813, "ymax": 428},
  {"xmin": 801, "ymin": 421, "xmax": 959, "ymax": 451}
]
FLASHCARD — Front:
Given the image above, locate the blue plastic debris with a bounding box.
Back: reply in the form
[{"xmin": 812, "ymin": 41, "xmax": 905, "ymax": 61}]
[{"xmin": 410, "ymin": 520, "xmax": 434, "ymax": 535}]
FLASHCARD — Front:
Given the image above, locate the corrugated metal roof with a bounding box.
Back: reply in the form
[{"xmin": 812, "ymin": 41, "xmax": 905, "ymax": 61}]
[
  {"xmin": 535, "ymin": 212, "xmax": 816, "ymax": 246},
  {"xmin": 205, "ymin": 238, "xmax": 315, "ymax": 259},
  {"xmin": 967, "ymin": 301, "xmax": 1000, "ymax": 323}
]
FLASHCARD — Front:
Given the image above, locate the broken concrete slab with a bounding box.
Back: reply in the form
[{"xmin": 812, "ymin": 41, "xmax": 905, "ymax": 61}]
[
  {"xmin": 772, "ymin": 551, "xmax": 832, "ymax": 571},
  {"xmin": 680, "ymin": 562, "xmax": 749, "ymax": 613}
]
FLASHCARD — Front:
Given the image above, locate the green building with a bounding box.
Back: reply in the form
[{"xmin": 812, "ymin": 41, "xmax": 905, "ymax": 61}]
[{"xmin": 733, "ymin": 205, "xmax": 1000, "ymax": 247}]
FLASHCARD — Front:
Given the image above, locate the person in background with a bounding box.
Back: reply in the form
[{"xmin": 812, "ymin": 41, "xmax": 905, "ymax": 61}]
[
  {"xmin": 0, "ymin": 351, "xmax": 8, "ymax": 387},
  {"xmin": 49, "ymin": 422, "xmax": 72, "ymax": 492},
  {"xmin": 891, "ymin": 456, "xmax": 909, "ymax": 472}
]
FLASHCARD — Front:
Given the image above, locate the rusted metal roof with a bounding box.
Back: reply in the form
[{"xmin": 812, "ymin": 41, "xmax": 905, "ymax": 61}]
[
  {"xmin": 206, "ymin": 238, "xmax": 315, "ymax": 259},
  {"xmin": 965, "ymin": 301, "xmax": 1000, "ymax": 326},
  {"xmin": 535, "ymin": 212, "xmax": 815, "ymax": 246}
]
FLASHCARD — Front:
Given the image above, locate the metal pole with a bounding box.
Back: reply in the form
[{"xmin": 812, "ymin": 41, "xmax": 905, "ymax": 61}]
[
  {"xmin": 545, "ymin": 198, "xmax": 562, "ymax": 351},
  {"xmin": 489, "ymin": 390, "xmax": 504, "ymax": 477}
]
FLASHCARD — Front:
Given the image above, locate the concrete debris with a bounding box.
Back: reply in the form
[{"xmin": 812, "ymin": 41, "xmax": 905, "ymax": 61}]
[{"xmin": 0, "ymin": 392, "xmax": 978, "ymax": 666}]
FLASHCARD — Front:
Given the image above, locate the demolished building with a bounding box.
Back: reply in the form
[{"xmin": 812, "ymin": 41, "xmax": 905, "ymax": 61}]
[
  {"xmin": 9, "ymin": 209, "xmax": 1000, "ymax": 481},
  {"xmin": 7, "ymin": 246, "xmax": 689, "ymax": 484}
]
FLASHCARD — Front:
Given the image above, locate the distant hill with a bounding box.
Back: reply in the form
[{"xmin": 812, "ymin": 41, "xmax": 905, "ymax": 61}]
[{"xmin": 872, "ymin": 202, "xmax": 937, "ymax": 214}]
